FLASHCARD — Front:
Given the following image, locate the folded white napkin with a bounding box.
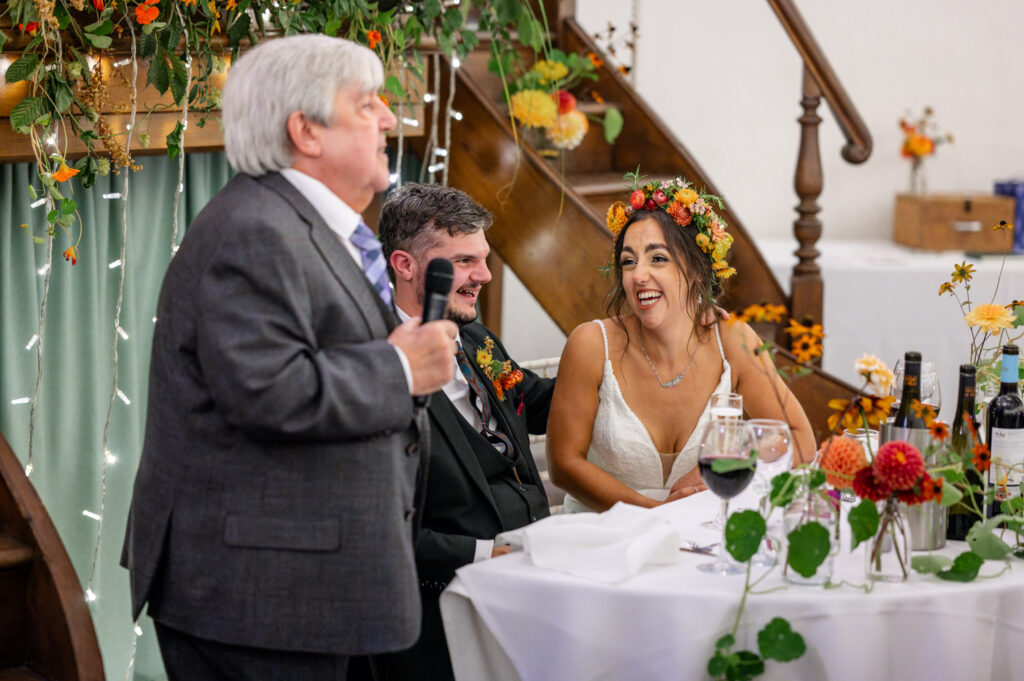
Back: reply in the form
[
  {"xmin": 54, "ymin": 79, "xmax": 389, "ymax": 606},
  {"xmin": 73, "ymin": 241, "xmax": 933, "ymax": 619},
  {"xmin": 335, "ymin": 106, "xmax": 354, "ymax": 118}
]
[{"xmin": 507, "ymin": 502, "xmax": 681, "ymax": 583}]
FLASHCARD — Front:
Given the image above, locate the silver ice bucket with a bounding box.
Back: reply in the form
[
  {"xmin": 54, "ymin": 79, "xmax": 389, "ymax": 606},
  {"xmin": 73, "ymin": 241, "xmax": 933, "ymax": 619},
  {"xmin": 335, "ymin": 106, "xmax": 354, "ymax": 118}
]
[{"xmin": 880, "ymin": 424, "xmax": 947, "ymax": 551}]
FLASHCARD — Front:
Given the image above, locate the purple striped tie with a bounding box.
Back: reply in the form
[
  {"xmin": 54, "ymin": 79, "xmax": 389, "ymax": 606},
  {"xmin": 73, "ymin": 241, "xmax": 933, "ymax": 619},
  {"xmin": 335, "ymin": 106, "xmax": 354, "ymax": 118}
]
[{"xmin": 350, "ymin": 221, "xmax": 392, "ymax": 307}]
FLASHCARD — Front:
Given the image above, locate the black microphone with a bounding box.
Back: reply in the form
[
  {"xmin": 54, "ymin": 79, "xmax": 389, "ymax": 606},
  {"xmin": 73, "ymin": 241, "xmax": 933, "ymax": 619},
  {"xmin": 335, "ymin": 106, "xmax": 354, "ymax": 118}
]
[{"xmin": 414, "ymin": 258, "xmax": 454, "ymax": 408}]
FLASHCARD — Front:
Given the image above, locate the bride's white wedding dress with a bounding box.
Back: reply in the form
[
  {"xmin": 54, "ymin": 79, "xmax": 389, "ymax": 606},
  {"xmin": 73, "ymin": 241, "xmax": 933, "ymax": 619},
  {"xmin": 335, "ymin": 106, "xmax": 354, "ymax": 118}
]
[{"xmin": 562, "ymin": 319, "xmax": 732, "ymax": 513}]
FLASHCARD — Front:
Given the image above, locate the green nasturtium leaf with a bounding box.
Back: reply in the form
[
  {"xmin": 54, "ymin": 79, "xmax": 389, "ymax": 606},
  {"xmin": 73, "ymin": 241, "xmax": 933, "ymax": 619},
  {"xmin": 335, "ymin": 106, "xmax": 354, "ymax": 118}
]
[
  {"xmin": 936, "ymin": 550, "xmax": 984, "ymax": 582},
  {"xmin": 808, "ymin": 469, "xmax": 826, "ymax": 489},
  {"xmin": 847, "ymin": 499, "xmax": 879, "ymax": 551},
  {"xmin": 786, "ymin": 521, "xmax": 830, "ymax": 578},
  {"xmin": 707, "ymin": 651, "xmax": 727, "ymax": 677},
  {"xmin": 730, "ymin": 650, "xmax": 765, "ymax": 681},
  {"xmin": 725, "ymin": 510, "xmax": 765, "ymax": 563},
  {"xmin": 911, "ymin": 554, "xmax": 953, "ymax": 575},
  {"xmin": 966, "ymin": 518, "xmax": 1013, "ymax": 560},
  {"xmin": 757, "ymin": 617, "xmax": 806, "ymax": 662},
  {"xmin": 710, "ymin": 454, "xmax": 756, "ymax": 474},
  {"xmin": 603, "ymin": 107, "xmax": 623, "ymax": 144},
  {"xmin": 384, "ymin": 74, "xmax": 404, "ymax": 99},
  {"xmin": 938, "ymin": 483, "xmax": 962, "ymax": 507},
  {"xmin": 768, "ymin": 472, "xmax": 795, "ymax": 508}
]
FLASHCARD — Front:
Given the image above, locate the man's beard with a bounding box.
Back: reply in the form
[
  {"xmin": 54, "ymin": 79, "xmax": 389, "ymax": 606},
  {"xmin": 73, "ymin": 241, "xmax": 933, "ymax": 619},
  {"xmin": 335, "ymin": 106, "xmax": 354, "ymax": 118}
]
[
  {"xmin": 416, "ymin": 283, "xmax": 478, "ymax": 325},
  {"xmin": 447, "ymin": 306, "xmax": 477, "ymax": 325}
]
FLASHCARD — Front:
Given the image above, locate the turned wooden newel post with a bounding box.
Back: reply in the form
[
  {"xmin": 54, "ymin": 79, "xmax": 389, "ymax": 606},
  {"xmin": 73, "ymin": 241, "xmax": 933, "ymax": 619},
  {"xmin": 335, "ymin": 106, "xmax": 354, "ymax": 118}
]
[{"xmin": 790, "ymin": 65, "xmax": 824, "ymax": 346}]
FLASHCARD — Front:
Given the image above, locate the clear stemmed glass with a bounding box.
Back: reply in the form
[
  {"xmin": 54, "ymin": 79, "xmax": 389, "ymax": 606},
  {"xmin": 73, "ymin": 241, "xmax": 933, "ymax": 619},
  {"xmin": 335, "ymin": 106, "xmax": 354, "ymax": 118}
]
[
  {"xmin": 697, "ymin": 420, "xmax": 758, "ymax": 575},
  {"xmin": 702, "ymin": 393, "xmax": 744, "ymax": 531},
  {"xmin": 891, "ymin": 359, "xmax": 942, "ymax": 417},
  {"xmin": 747, "ymin": 419, "xmax": 792, "ymax": 567}
]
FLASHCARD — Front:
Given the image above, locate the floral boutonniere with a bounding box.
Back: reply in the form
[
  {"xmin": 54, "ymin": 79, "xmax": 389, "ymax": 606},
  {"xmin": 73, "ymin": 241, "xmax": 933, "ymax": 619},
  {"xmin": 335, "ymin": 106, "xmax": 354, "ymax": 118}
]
[{"xmin": 475, "ymin": 337, "xmax": 524, "ymax": 400}]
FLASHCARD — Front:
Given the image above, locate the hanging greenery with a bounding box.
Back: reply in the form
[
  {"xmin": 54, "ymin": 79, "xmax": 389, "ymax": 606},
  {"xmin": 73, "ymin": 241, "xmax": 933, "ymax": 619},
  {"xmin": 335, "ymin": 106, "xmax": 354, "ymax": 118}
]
[{"xmin": 1, "ymin": 0, "xmax": 554, "ymax": 248}]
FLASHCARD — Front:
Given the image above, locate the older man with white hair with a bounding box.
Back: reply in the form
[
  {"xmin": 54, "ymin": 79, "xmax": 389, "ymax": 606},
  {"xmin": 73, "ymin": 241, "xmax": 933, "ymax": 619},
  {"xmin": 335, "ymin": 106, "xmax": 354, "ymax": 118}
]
[{"xmin": 121, "ymin": 34, "xmax": 456, "ymax": 681}]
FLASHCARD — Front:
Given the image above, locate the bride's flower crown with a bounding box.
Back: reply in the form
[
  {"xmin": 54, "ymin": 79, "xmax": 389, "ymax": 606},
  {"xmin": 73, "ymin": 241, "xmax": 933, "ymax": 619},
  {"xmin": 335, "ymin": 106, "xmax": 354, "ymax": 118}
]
[{"xmin": 606, "ymin": 170, "xmax": 736, "ymax": 281}]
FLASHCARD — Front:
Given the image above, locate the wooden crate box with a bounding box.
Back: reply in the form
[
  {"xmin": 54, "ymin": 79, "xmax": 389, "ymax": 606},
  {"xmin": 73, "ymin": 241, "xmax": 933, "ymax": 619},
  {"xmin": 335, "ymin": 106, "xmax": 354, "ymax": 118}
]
[{"xmin": 893, "ymin": 194, "xmax": 1016, "ymax": 252}]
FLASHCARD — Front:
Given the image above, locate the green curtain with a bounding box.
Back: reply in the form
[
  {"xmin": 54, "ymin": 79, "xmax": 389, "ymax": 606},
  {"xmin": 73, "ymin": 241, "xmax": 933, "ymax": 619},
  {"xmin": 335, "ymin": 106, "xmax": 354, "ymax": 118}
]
[{"xmin": 0, "ymin": 151, "xmax": 233, "ymax": 681}]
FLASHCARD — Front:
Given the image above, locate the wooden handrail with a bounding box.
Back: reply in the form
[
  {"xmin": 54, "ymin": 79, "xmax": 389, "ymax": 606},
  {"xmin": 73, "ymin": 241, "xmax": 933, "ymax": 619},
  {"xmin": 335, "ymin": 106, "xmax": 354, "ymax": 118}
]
[{"xmin": 767, "ymin": 0, "xmax": 872, "ymax": 164}]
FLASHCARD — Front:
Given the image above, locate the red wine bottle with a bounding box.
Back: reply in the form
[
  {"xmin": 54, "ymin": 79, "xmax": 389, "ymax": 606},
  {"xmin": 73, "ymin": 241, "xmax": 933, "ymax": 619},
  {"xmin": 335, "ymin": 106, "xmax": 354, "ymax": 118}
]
[
  {"xmin": 947, "ymin": 364, "xmax": 980, "ymax": 540},
  {"xmin": 892, "ymin": 351, "xmax": 927, "ymax": 429},
  {"xmin": 986, "ymin": 345, "xmax": 1024, "ymax": 515}
]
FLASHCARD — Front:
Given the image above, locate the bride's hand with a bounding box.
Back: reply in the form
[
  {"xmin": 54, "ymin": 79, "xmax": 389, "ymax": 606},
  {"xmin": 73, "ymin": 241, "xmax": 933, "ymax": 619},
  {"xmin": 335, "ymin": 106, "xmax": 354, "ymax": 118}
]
[{"xmin": 663, "ymin": 479, "xmax": 707, "ymax": 503}]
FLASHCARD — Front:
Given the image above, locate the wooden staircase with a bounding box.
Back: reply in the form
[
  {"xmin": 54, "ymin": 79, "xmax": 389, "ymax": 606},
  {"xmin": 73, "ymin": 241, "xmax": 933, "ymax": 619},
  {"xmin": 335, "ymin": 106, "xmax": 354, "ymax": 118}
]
[
  {"xmin": 0, "ymin": 433, "xmax": 104, "ymax": 681},
  {"xmin": 397, "ymin": 3, "xmax": 870, "ymax": 442}
]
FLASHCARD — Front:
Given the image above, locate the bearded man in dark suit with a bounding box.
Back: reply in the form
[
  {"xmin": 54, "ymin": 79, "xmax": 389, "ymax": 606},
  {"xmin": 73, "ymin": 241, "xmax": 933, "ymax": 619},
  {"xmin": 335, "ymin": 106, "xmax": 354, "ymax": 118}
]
[
  {"xmin": 121, "ymin": 36, "xmax": 458, "ymax": 681},
  {"xmin": 367, "ymin": 183, "xmax": 555, "ymax": 681}
]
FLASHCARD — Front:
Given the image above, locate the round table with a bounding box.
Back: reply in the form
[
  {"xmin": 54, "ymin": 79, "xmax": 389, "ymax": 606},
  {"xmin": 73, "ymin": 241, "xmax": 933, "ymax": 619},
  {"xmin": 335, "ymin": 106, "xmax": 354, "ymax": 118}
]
[{"xmin": 440, "ymin": 491, "xmax": 1023, "ymax": 681}]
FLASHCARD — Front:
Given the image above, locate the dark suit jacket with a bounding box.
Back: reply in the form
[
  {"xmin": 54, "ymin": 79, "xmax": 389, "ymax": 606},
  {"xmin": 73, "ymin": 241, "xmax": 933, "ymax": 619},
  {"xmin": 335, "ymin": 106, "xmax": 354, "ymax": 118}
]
[
  {"xmin": 369, "ymin": 322, "xmax": 554, "ymax": 681},
  {"xmin": 121, "ymin": 172, "xmax": 427, "ymax": 655}
]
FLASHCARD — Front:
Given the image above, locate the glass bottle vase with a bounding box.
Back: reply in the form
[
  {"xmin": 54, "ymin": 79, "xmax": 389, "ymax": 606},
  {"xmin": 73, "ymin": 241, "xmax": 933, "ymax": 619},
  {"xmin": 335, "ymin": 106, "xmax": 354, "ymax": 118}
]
[{"xmin": 865, "ymin": 497, "xmax": 910, "ymax": 582}]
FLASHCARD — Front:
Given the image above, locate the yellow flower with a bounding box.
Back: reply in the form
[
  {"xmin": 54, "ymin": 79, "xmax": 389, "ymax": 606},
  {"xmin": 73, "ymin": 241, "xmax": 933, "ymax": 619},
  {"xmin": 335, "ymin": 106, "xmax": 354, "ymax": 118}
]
[
  {"xmin": 545, "ymin": 110, "xmax": 589, "ymax": 150},
  {"xmin": 673, "ymin": 188, "xmax": 699, "ymax": 206},
  {"xmin": 711, "ymin": 233, "xmax": 733, "ymax": 262},
  {"xmin": 993, "ymin": 220, "xmax": 1013, "ymax": 231},
  {"xmin": 695, "ymin": 233, "xmax": 711, "ymax": 250},
  {"xmin": 740, "ymin": 304, "xmax": 767, "ymax": 322},
  {"xmin": 763, "ymin": 304, "xmax": 787, "ymax": 323},
  {"xmin": 606, "ymin": 201, "xmax": 628, "ymax": 235},
  {"xmin": 476, "ymin": 347, "xmax": 493, "ymax": 367},
  {"xmin": 716, "ymin": 266, "xmax": 737, "ymax": 280},
  {"xmin": 792, "ymin": 333, "xmax": 823, "ymax": 363},
  {"xmin": 532, "ymin": 59, "xmax": 569, "ymax": 85},
  {"xmin": 510, "ymin": 89, "xmax": 557, "ymax": 128},
  {"xmin": 937, "ymin": 281, "xmax": 954, "ymax": 296},
  {"xmin": 951, "ymin": 261, "xmax": 975, "ymax": 284},
  {"xmin": 964, "ymin": 303, "xmax": 1015, "ymax": 334}
]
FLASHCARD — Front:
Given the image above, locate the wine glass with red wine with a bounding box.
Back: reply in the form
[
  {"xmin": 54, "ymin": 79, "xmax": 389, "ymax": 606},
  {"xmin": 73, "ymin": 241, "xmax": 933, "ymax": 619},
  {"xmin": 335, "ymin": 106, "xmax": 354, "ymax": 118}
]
[{"xmin": 696, "ymin": 420, "xmax": 758, "ymax": 575}]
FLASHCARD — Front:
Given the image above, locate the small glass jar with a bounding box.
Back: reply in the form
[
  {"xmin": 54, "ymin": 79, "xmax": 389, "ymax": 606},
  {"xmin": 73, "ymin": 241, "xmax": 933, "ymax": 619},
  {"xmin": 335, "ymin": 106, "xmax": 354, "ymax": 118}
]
[
  {"xmin": 865, "ymin": 497, "xmax": 910, "ymax": 582},
  {"xmin": 783, "ymin": 487, "xmax": 838, "ymax": 585}
]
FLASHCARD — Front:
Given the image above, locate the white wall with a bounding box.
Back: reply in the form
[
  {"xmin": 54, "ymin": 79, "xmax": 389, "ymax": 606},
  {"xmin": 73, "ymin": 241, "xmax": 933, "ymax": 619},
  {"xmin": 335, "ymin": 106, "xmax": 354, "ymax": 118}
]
[
  {"xmin": 500, "ymin": 0, "xmax": 1024, "ymax": 363},
  {"xmin": 577, "ymin": 0, "xmax": 1024, "ymax": 241}
]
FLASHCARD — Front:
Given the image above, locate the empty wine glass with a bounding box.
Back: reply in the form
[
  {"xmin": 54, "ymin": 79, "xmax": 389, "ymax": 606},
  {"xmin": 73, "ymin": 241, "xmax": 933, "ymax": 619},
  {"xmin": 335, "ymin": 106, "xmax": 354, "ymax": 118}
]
[
  {"xmin": 697, "ymin": 420, "xmax": 758, "ymax": 575},
  {"xmin": 703, "ymin": 393, "xmax": 744, "ymax": 530},
  {"xmin": 748, "ymin": 419, "xmax": 792, "ymax": 567},
  {"xmin": 891, "ymin": 359, "xmax": 942, "ymax": 418}
]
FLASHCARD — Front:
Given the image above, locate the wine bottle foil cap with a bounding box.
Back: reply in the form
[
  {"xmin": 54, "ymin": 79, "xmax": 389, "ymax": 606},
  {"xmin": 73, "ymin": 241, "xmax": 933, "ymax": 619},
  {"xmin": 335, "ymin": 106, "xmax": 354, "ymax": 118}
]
[
  {"xmin": 905, "ymin": 350, "xmax": 922, "ymax": 362},
  {"xmin": 959, "ymin": 364, "xmax": 976, "ymax": 374},
  {"xmin": 1003, "ymin": 343, "xmax": 1019, "ymax": 355}
]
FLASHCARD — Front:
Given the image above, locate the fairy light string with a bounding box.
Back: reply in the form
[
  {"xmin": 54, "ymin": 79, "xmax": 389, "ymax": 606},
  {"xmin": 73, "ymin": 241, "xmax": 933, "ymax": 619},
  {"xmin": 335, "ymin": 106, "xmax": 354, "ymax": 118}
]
[
  {"xmin": 441, "ymin": 53, "xmax": 458, "ymax": 187},
  {"xmin": 420, "ymin": 53, "xmax": 441, "ymax": 184},
  {"xmin": 24, "ymin": 233, "xmax": 54, "ymax": 477},
  {"xmin": 170, "ymin": 4, "xmax": 192, "ymax": 255},
  {"xmin": 85, "ymin": 20, "xmax": 138, "ymax": 602}
]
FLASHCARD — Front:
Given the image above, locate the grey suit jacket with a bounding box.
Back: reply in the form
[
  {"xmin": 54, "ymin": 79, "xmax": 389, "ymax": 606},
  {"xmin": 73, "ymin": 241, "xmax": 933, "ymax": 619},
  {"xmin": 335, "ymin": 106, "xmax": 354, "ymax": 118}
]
[{"xmin": 121, "ymin": 172, "xmax": 427, "ymax": 655}]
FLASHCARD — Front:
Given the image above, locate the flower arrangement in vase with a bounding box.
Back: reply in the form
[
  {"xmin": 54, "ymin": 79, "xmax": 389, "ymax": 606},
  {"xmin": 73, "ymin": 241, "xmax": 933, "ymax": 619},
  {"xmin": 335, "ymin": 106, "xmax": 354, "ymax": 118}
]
[
  {"xmin": 505, "ymin": 51, "xmax": 623, "ymax": 155},
  {"xmin": 937, "ymin": 221, "xmax": 1023, "ymax": 395},
  {"xmin": 899, "ymin": 106, "xmax": 952, "ymax": 195}
]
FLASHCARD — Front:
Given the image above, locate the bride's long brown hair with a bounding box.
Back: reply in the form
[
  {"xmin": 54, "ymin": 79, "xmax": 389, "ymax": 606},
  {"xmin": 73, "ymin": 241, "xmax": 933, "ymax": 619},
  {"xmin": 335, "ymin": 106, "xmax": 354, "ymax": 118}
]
[{"xmin": 605, "ymin": 209, "xmax": 725, "ymax": 347}]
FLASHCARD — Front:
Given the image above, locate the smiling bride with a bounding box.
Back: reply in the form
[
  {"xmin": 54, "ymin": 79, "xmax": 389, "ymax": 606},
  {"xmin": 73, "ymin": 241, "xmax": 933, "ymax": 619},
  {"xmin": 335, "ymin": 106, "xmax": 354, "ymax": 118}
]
[{"xmin": 547, "ymin": 175, "xmax": 815, "ymax": 512}]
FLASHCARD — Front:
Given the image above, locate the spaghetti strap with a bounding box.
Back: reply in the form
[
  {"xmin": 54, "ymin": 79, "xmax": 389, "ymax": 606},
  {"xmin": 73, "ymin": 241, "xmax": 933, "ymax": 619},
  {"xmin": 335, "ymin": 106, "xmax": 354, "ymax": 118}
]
[
  {"xmin": 713, "ymin": 323, "xmax": 726, "ymax": 361},
  {"xmin": 592, "ymin": 319, "xmax": 610, "ymax": 361}
]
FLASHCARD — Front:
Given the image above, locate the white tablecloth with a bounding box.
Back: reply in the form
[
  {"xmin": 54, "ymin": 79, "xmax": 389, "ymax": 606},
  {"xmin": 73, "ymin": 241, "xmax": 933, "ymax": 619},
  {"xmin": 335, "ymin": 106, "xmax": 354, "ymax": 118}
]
[
  {"xmin": 761, "ymin": 239, "xmax": 1024, "ymax": 421},
  {"xmin": 441, "ymin": 491, "xmax": 1023, "ymax": 681}
]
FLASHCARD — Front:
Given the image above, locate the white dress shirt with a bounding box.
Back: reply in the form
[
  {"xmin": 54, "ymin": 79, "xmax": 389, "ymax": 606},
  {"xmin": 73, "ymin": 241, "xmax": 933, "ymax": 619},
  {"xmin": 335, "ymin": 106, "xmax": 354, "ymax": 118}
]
[{"xmin": 280, "ymin": 168, "xmax": 412, "ymax": 391}]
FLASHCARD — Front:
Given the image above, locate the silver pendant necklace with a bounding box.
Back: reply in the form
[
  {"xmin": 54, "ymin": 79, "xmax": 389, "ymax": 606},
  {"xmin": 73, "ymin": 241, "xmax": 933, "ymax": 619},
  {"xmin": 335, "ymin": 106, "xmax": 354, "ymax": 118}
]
[{"xmin": 638, "ymin": 331, "xmax": 697, "ymax": 389}]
